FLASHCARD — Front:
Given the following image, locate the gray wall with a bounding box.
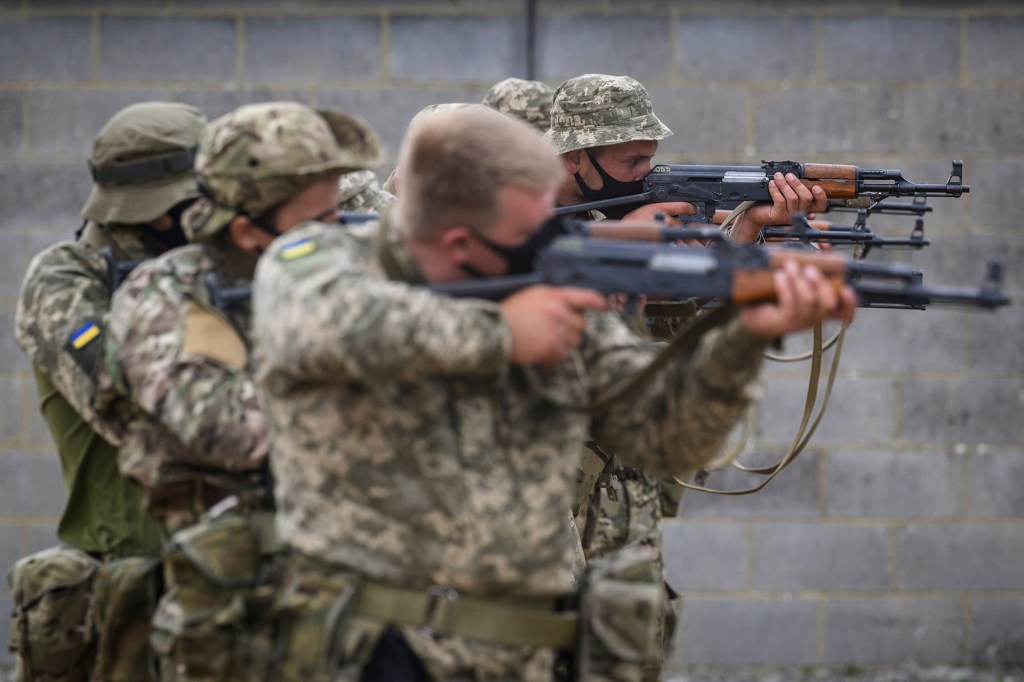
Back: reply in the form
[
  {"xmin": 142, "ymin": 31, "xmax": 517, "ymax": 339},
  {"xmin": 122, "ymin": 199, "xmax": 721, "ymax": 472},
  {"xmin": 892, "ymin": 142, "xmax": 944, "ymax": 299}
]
[{"xmin": 1, "ymin": 0, "xmax": 1021, "ymax": 675}]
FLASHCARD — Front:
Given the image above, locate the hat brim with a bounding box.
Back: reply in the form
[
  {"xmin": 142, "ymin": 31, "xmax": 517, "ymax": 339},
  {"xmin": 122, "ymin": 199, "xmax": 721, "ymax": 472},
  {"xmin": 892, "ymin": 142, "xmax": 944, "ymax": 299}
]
[
  {"xmin": 544, "ymin": 114, "xmax": 673, "ymax": 155},
  {"xmin": 81, "ymin": 172, "xmax": 199, "ymax": 225},
  {"xmin": 181, "ymin": 196, "xmax": 238, "ymax": 243}
]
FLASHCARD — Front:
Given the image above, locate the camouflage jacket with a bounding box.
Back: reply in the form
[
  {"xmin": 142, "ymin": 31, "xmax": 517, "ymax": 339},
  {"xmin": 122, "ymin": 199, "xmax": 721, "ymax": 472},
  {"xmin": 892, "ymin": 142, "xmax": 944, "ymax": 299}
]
[
  {"xmin": 338, "ymin": 169, "xmax": 396, "ymax": 213},
  {"xmin": 14, "ymin": 222, "xmax": 163, "ymax": 555},
  {"xmin": 95, "ymin": 241, "xmax": 271, "ymax": 534}
]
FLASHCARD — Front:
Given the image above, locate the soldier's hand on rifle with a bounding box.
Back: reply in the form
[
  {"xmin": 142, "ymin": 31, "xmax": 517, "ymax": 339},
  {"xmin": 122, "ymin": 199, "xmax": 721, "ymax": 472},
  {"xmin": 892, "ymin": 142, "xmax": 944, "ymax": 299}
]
[
  {"xmin": 500, "ymin": 286, "xmax": 608, "ymax": 367},
  {"xmin": 739, "ymin": 259, "xmax": 857, "ymax": 338},
  {"xmin": 731, "ymin": 173, "xmax": 828, "ymax": 244}
]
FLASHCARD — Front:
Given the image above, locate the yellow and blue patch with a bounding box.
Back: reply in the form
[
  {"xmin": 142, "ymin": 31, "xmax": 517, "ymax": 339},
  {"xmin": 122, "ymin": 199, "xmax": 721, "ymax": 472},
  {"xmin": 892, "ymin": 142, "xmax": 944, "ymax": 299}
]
[
  {"xmin": 279, "ymin": 237, "xmax": 319, "ymax": 261},
  {"xmin": 70, "ymin": 321, "xmax": 101, "ymax": 349}
]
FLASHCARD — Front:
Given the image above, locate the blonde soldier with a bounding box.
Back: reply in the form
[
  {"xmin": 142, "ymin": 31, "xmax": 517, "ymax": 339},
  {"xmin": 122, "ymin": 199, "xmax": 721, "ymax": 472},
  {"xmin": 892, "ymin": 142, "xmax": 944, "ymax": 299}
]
[
  {"xmin": 252, "ymin": 106, "xmax": 855, "ymax": 681},
  {"xmin": 94, "ymin": 101, "xmax": 383, "ymax": 680},
  {"xmin": 381, "ymin": 102, "xmax": 471, "ymax": 195},
  {"xmin": 482, "ymin": 76, "xmax": 555, "ymax": 133},
  {"xmin": 10, "ymin": 101, "xmax": 205, "ymax": 682}
]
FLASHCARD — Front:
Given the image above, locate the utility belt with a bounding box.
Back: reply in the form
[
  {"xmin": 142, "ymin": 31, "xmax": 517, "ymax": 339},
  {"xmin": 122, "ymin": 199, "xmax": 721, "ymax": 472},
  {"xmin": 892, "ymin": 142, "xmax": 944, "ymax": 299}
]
[{"xmin": 274, "ymin": 542, "xmax": 664, "ymax": 682}]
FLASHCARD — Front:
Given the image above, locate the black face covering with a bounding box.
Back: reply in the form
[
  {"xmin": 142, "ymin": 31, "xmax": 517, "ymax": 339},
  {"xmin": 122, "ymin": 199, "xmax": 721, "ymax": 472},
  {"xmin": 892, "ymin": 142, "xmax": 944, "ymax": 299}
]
[
  {"xmin": 461, "ymin": 214, "xmax": 566, "ymax": 278},
  {"xmin": 151, "ymin": 198, "xmax": 196, "ymax": 249},
  {"xmin": 573, "ymin": 149, "xmax": 646, "ymax": 219}
]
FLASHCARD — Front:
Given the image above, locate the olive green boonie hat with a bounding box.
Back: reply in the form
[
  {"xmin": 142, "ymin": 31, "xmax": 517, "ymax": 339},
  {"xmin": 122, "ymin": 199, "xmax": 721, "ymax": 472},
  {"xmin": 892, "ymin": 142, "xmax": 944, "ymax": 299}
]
[
  {"xmin": 185, "ymin": 101, "xmax": 384, "ymax": 241},
  {"xmin": 81, "ymin": 102, "xmax": 206, "ymax": 225},
  {"xmin": 544, "ymin": 74, "xmax": 672, "ymax": 154},
  {"xmin": 482, "ymin": 78, "xmax": 555, "ymax": 134}
]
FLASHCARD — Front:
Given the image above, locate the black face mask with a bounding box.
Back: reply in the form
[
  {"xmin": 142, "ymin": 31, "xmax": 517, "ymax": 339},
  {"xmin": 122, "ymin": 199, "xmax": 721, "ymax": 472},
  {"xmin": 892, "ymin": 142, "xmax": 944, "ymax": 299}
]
[
  {"xmin": 574, "ymin": 149, "xmax": 646, "ymax": 219},
  {"xmin": 460, "ymin": 214, "xmax": 566, "ymax": 278},
  {"xmin": 152, "ymin": 198, "xmax": 196, "ymax": 250}
]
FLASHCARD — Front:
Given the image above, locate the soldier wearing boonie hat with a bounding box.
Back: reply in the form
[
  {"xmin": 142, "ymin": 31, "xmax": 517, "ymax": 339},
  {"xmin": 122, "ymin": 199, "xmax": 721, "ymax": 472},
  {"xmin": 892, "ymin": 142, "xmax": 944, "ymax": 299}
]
[
  {"xmin": 94, "ymin": 101, "xmax": 383, "ymax": 680},
  {"xmin": 482, "ymin": 77, "xmax": 555, "ymax": 133},
  {"xmin": 11, "ymin": 100, "xmax": 207, "ymax": 682}
]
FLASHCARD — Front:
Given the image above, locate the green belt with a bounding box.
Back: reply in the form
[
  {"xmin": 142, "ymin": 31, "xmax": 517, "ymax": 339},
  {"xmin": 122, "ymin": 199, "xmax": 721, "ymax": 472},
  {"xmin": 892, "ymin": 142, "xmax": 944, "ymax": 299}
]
[{"xmin": 355, "ymin": 581, "xmax": 578, "ymax": 649}]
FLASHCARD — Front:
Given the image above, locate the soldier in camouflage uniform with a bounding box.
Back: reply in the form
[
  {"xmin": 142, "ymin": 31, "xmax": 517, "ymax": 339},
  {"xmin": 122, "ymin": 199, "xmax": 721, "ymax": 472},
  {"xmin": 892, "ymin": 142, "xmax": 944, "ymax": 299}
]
[
  {"xmin": 381, "ymin": 102, "xmax": 472, "ymax": 196},
  {"xmin": 93, "ymin": 101, "xmax": 383, "ymax": 680},
  {"xmin": 482, "ymin": 77, "xmax": 555, "ymax": 133},
  {"xmin": 338, "ymin": 169, "xmax": 395, "ymax": 213},
  {"xmin": 546, "ymin": 73, "xmax": 834, "ymax": 679},
  {"xmin": 10, "ymin": 101, "xmax": 205, "ymax": 682},
  {"xmin": 251, "ymin": 105, "xmax": 856, "ymax": 681}
]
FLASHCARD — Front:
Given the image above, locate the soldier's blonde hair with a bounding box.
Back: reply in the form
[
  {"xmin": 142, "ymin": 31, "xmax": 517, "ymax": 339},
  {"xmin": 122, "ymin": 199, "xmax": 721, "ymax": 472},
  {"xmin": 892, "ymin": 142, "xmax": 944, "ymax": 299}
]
[{"xmin": 397, "ymin": 105, "xmax": 564, "ymax": 239}]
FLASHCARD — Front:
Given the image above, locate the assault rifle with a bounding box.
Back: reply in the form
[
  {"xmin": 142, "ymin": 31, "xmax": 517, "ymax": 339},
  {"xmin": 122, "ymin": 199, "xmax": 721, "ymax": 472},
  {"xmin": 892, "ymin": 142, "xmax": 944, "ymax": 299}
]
[
  {"xmin": 553, "ymin": 160, "xmax": 969, "ymax": 222},
  {"xmin": 431, "ymin": 235, "xmax": 1009, "ymax": 311},
  {"xmin": 761, "ymin": 213, "xmax": 929, "ymax": 255}
]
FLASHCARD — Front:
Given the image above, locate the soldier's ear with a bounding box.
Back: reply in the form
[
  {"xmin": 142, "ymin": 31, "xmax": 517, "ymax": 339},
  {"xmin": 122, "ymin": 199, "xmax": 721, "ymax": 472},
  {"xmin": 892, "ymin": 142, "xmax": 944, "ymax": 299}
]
[
  {"xmin": 227, "ymin": 215, "xmax": 268, "ymax": 254},
  {"xmin": 562, "ymin": 150, "xmax": 584, "ymax": 174},
  {"xmin": 438, "ymin": 226, "xmax": 473, "ymax": 263}
]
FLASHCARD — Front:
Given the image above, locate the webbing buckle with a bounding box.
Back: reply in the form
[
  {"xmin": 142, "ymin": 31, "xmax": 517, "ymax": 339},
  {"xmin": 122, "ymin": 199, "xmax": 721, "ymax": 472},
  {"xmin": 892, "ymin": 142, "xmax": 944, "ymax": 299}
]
[{"xmin": 420, "ymin": 585, "xmax": 459, "ymax": 640}]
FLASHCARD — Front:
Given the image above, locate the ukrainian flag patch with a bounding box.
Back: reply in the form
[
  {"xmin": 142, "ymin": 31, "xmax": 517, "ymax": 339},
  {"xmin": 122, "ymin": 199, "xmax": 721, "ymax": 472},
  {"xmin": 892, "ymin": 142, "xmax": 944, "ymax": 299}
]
[
  {"xmin": 279, "ymin": 238, "xmax": 318, "ymax": 261},
  {"xmin": 70, "ymin": 321, "xmax": 101, "ymax": 349}
]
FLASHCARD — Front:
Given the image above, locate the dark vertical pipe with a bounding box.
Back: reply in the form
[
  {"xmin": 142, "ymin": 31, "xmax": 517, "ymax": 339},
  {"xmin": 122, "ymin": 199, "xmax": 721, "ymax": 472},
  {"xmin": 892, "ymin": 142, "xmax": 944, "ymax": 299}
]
[{"xmin": 525, "ymin": 0, "xmax": 537, "ymax": 79}]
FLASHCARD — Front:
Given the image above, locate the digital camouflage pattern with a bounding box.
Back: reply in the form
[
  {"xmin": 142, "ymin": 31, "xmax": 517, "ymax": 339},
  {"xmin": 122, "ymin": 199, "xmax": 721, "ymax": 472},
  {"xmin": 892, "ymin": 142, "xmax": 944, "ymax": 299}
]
[
  {"xmin": 338, "ymin": 169, "xmax": 395, "ymax": 213},
  {"xmin": 482, "ymin": 77, "xmax": 555, "ymax": 133},
  {"xmin": 184, "ymin": 101, "xmax": 383, "ymax": 241},
  {"xmin": 252, "ymin": 215, "xmax": 768, "ymax": 680},
  {"xmin": 95, "ymin": 243, "xmax": 272, "ymax": 534},
  {"xmin": 545, "ymin": 74, "xmax": 673, "ymax": 155}
]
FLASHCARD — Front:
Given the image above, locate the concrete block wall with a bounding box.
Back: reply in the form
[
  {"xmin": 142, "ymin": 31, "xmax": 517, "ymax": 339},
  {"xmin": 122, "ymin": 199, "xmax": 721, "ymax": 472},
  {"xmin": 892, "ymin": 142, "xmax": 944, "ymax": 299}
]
[{"xmin": 0, "ymin": 0, "xmax": 1020, "ymax": 675}]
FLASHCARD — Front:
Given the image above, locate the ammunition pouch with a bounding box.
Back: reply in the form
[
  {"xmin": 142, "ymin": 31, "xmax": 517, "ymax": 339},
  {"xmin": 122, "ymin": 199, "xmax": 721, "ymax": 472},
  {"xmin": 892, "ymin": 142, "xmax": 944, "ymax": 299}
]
[
  {"xmin": 151, "ymin": 512, "xmax": 281, "ymax": 682},
  {"xmin": 577, "ymin": 543, "xmax": 665, "ymax": 682},
  {"xmin": 92, "ymin": 555, "xmax": 162, "ymax": 681},
  {"xmin": 7, "ymin": 546, "xmax": 100, "ymax": 682}
]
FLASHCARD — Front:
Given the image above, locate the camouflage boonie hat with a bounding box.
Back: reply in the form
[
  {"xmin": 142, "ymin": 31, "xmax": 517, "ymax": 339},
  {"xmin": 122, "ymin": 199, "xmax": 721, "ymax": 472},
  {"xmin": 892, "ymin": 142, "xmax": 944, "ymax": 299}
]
[
  {"xmin": 482, "ymin": 78, "xmax": 555, "ymax": 133},
  {"xmin": 185, "ymin": 101, "xmax": 384, "ymax": 240},
  {"xmin": 81, "ymin": 102, "xmax": 206, "ymax": 225},
  {"xmin": 544, "ymin": 74, "xmax": 672, "ymax": 154}
]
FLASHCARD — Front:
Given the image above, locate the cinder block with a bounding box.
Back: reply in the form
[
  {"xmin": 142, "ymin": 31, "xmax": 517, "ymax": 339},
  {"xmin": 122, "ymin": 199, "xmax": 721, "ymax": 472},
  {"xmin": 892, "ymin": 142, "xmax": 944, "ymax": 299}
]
[
  {"xmin": 826, "ymin": 450, "xmax": 964, "ymax": 518},
  {"xmin": 389, "ymin": 17, "xmax": 525, "ymax": 81},
  {"xmin": 0, "ymin": 594, "xmax": 11, "ymax": 667},
  {"xmin": 971, "ymin": 596, "xmax": 1024, "ymax": 665},
  {"xmin": 825, "ymin": 597, "xmax": 963, "ymax": 665},
  {"xmin": 645, "ymin": 86, "xmax": 748, "ymax": 157},
  {"xmin": 677, "ymin": 17, "xmax": 815, "ymax": 82},
  {"xmin": 900, "ymin": 234, "xmax": 1023, "ymax": 297},
  {"xmin": 970, "ymin": 451, "xmax": 1024, "ymax": 517},
  {"xmin": 0, "ymin": 161, "xmax": 88, "ymax": 228},
  {"xmin": 536, "ymin": 16, "xmax": 672, "ymax": 82},
  {"xmin": 99, "ymin": 17, "xmax": 236, "ymax": 82},
  {"xmin": 663, "ymin": 521, "xmax": 747, "ymax": 591},
  {"xmin": 754, "ymin": 87, "xmax": 896, "ymax": 156},
  {"xmin": 27, "ymin": 88, "xmax": 169, "ymax": 156},
  {"xmin": 0, "ymin": 309, "xmax": 30, "ymax": 374},
  {"xmin": 899, "ymin": 523, "xmax": 1024, "ymax": 590},
  {"xmin": 969, "ymin": 304, "xmax": 1024, "ymax": 373},
  {"xmin": 673, "ymin": 597, "xmax": 818, "ymax": 665},
  {"xmin": 755, "ymin": 376, "xmax": 896, "ymax": 447},
  {"xmin": 0, "ymin": 17, "xmax": 91, "ymax": 82},
  {"xmin": 0, "ymin": 375, "xmax": 22, "ymax": 441},
  {"xmin": 965, "ymin": 161, "xmax": 1024, "ymax": 233},
  {"xmin": 31, "ymin": 0, "xmax": 166, "ymax": 5},
  {"xmin": 23, "ymin": 524, "xmax": 59, "ymax": 556},
  {"xmin": 0, "ymin": 526, "xmax": 21, "ymax": 585},
  {"xmin": 172, "ymin": 87, "xmax": 314, "ymax": 121},
  {"xmin": 0, "ymin": 91, "xmax": 21, "ymax": 152},
  {"xmin": 677, "ymin": 450, "xmax": 821, "ymax": 519},
  {"xmin": 752, "ymin": 523, "xmax": 890, "ymax": 590},
  {"xmin": 244, "ymin": 17, "xmax": 381, "ymax": 83},
  {"xmin": 174, "ymin": 0, "xmax": 316, "ymax": 6},
  {"xmin": 836, "ymin": 308, "xmax": 968, "ymax": 374},
  {"xmin": 968, "ymin": 18, "xmax": 1024, "ymax": 81},
  {"xmin": 0, "ymin": 232, "xmax": 26, "ymax": 300},
  {"xmin": 902, "ymin": 89, "xmax": 1024, "ymax": 154},
  {"xmin": 901, "ymin": 378, "xmax": 1024, "ymax": 445},
  {"xmin": 0, "ymin": 451, "xmax": 66, "ymax": 517},
  {"xmin": 822, "ymin": 17, "xmax": 959, "ymax": 82},
  {"xmin": 316, "ymin": 86, "xmax": 481, "ymax": 159}
]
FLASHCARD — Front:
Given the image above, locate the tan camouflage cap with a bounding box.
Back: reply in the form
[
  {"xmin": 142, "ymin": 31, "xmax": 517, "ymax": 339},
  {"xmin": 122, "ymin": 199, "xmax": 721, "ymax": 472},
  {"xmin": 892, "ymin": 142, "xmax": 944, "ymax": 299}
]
[
  {"xmin": 185, "ymin": 101, "xmax": 384, "ymax": 240},
  {"xmin": 544, "ymin": 74, "xmax": 672, "ymax": 154},
  {"xmin": 81, "ymin": 101, "xmax": 206, "ymax": 225},
  {"xmin": 482, "ymin": 77, "xmax": 554, "ymax": 133}
]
